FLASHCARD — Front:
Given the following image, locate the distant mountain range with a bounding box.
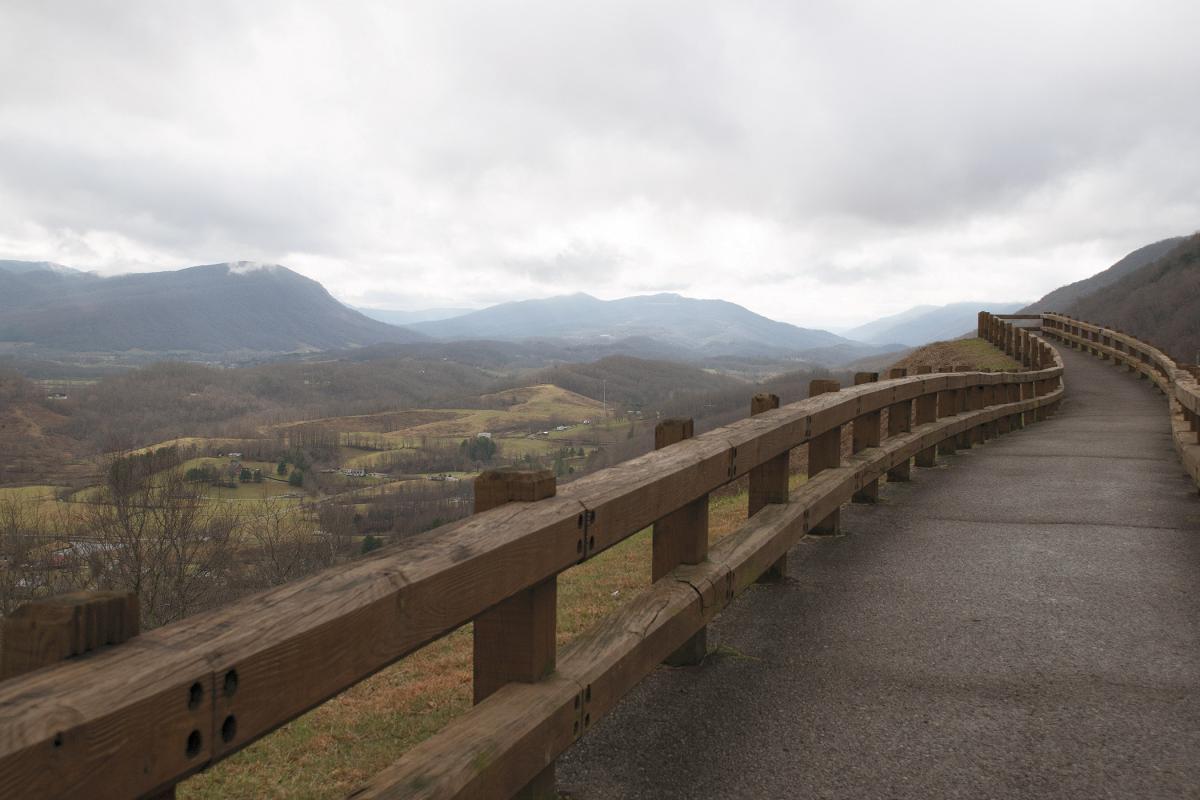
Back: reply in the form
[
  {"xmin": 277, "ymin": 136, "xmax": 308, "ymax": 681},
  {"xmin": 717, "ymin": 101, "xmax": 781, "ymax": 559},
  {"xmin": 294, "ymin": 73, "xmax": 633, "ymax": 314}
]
[
  {"xmin": 408, "ymin": 292, "xmax": 864, "ymax": 358},
  {"xmin": 0, "ymin": 260, "xmax": 911, "ymax": 366},
  {"xmin": 844, "ymin": 301, "xmax": 1028, "ymax": 347},
  {"xmin": 0, "ymin": 261, "xmax": 425, "ymax": 355},
  {"xmin": 356, "ymin": 306, "xmax": 473, "ymax": 326}
]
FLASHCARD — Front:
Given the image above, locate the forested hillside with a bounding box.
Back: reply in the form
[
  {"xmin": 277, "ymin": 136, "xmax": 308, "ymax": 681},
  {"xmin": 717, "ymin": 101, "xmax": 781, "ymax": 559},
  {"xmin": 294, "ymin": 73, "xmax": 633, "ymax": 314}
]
[
  {"xmin": 1064, "ymin": 234, "xmax": 1200, "ymax": 362},
  {"xmin": 1021, "ymin": 236, "xmax": 1186, "ymax": 313}
]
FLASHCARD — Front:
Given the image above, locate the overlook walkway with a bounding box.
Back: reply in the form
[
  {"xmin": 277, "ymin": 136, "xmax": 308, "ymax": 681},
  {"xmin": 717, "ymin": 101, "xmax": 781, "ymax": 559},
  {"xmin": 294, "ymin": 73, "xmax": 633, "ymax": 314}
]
[{"xmin": 558, "ymin": 343, "xmax": 1200, "ymax": 798}]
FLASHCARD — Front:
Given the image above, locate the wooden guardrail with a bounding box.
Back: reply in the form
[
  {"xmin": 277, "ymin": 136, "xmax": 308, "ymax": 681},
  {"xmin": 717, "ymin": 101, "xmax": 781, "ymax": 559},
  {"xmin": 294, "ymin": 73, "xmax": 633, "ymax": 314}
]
[
  {"xmin": 1040, "ymin": 313, "xmax": 1200, "ymax": 490},
  {"xmin": 0, "ymin": 314, "xmax": 1064, "ymax": 800}
]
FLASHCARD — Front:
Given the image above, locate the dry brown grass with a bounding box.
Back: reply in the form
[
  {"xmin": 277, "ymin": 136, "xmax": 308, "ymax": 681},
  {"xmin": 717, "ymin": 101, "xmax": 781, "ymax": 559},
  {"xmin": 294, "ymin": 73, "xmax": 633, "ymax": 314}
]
[{"xmin": 890, "ymin": 337, "xmax": 1021, "ymax": 372}]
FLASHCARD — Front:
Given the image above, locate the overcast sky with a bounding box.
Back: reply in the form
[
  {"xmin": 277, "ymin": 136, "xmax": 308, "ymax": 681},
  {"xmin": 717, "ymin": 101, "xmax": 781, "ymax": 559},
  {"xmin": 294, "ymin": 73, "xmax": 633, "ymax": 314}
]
[{"xmin": 1, "ymin": 1, "xmax": 1197, "ymax": 329}]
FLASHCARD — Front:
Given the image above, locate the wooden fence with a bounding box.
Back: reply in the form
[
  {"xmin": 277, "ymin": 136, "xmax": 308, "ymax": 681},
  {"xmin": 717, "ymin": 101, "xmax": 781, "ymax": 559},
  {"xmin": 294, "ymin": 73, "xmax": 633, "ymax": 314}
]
[
  {"xmin": 1040, "ymin": 313, "xmax": 1200, "ymax": 490},
  {"xmin": 0, "ymin": 314, "xmax": 1064, "ymax": 799}
]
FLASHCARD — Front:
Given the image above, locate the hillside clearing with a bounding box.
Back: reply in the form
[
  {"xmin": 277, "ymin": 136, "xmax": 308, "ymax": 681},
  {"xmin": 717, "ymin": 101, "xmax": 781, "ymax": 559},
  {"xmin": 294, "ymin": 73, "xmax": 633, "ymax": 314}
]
[{"xmin": 890, "ymin": 337, "xmax": 1021, "ymax": 372}]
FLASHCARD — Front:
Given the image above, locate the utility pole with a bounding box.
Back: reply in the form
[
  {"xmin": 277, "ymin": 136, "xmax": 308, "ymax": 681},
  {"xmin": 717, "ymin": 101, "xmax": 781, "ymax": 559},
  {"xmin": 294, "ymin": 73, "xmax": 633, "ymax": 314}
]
[{"xmin": 602, "ymin": 379, "xmax": 607, "ymax": 421}]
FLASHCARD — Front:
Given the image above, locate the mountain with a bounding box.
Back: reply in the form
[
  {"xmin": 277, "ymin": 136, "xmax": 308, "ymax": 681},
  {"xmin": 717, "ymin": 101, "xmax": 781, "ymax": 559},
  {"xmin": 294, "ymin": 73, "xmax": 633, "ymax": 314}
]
[
  {"xmin": 0, "ymin": 260, "xmax": 424, "ymax": 355},
  {"xmin": 1020, "ymin": 236, "xmax": 1187, "ymax": 313},
  {"xmin": 409, "ymin": 292, "xmax": 850, "ymax": 357},
  {"xmin": 846, "ymin": 301, "xmax": 1027, "ymax": 346},
  {"xmin": 356, "ymin": 306, "xmax": 474, "ymax": 326},
  {"xmin": 0, "ymin": 259, "xmax": 89, "ymax": 277},
  {"xmin": 1062, "ymin": 234, "xmax": 1200, "ymax": 362}
]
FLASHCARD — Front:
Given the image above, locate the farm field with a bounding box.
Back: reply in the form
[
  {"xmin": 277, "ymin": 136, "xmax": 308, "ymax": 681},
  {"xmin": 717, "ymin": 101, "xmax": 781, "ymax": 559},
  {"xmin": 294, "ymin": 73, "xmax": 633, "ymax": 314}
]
[{"xmin": 10, "ymin": 384, "xmax": 621, "ymax": 509}]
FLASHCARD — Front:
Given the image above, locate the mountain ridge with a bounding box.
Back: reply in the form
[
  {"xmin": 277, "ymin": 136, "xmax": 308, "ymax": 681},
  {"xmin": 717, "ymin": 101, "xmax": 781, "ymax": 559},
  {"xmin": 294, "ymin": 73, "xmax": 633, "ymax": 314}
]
[
  {"xmin": 1059, "ymin": 234, "xmax": 1200, "ymax": 362},
  {"xmin": 845, "ymin": 301, "xmax": 1027, "ymax": 347},
  {"xmin": 1020, "ymin": 236, "xmax": 1187, "ymax": 313},
  {"xmin": 409, "ymin": 291, "xmax": 850, "ymax": 357},
  {"xmin": 0, "ymin": 260, "xmax": 424, "ymax": 355}
]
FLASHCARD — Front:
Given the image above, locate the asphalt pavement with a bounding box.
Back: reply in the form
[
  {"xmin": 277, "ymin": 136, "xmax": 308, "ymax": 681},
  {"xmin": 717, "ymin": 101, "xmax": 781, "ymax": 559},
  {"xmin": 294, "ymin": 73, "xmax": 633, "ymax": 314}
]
[{"xmin": 557, "ymin": 344, "xmax": 1200, "ymax": 799}]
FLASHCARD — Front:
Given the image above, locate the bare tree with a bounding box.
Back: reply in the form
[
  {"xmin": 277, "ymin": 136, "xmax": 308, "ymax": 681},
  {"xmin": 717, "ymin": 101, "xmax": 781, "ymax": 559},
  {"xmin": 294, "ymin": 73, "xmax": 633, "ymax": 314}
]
[
  {"xmin": 243, "ymin": 497, "xmax": 333, "ymax": 588},
  {"xmin": 0, "ymin": 495, "xmax": 83, "ymax": 618},
  {"xmin": 86, "ymin": 450, "xmax": 234, "ymax": 627}
]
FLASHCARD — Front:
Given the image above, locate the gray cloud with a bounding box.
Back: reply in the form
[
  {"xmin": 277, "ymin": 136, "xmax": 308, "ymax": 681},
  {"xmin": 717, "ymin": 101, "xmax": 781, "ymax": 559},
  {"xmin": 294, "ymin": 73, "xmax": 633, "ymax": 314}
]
[{"xmin": 1, "ymin": 0, "xmax": 1198, "ymax": 327}]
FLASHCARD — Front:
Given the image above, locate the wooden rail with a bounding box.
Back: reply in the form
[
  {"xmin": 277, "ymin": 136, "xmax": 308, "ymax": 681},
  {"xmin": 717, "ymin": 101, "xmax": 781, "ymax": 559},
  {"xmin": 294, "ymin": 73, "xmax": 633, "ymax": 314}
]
[
  {"xmin": 0, "ymin": 314, "xmax": 1064, "ymax": 800},
  {"xmin": 1040, "ymin": 313, "xmax": 1200, "ymax": 490}
]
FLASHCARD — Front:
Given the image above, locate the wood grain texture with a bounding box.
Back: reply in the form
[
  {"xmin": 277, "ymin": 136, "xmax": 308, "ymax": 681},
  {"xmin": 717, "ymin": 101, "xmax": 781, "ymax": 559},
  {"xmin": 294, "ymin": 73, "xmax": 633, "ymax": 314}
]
[
  {"xmin": 651, "ymin": 418, "xmax": 708, "ymax": 664},
  {"xmin": 749, "ymin": 393, "xmax": 789, "ymax": 581},
  {"xmin": 914, "ymin": 365, "xmax": 938, "ymax": 468},
  {"xmin": 0, "ymin": 495, "xmax": 584, "ymax": 799},
  {"xmin": 471, "ymin": 470, "xmax": 559, "ymax": 797},
  {"xmin": 886, "ymin": 368, "xmax": 913, "ymax": 481},
  {"xmin": 936, "ymin": 366, "xmax": 959, "ymax": 456},
  {"xmin": 852, "ymin": 373, "xmax": 881, "ymax": 502},
  {"xmin": 808, "ymin": 380, "xmax": 842, "ymax": 534},
  {"xmin": 952, "ymin": 365, "xmax": 974, "ymax": 449},
  {"xmin": 1, "ymin": 591, "xmax": 138, "ymax": 680}
]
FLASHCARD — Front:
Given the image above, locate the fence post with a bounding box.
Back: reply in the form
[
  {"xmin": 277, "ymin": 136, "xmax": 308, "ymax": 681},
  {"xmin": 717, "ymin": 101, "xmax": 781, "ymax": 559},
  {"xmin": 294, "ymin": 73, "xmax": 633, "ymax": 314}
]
[
  {"xmin": 852, "ymin": 373, "xmax": 881, "ymax": 502},
  {"xmin": 975, "ymin": 370, "xmax": 991, "ymax": 443},
  {"xmin": 808, "ymin": 380, "xmax": 842, "ymax": 534},
  {"xmin": 1018, "ymin": 377, "xmax": 1035, "ymax": 428},
  {"xmin": 914, "ymin": 366, "xmax": 938, "ymax": 467},
  {"xmin": 937, "ymin": 366, "xmax": 958, "ymax": 456},
  {"xmin": 1011, "ymin": 377, "xmax": 1026, "ymax": 430},
  {"xmin": 953, "ymin": 365, "xmax": 973, "ymax": 449},
  {"xmin": 749, "ymin": 395, "xmax": 789, "ymax": 582},
  {"xmin": 886, "ymin": 367, "xmax": 912, "ymax": 481},
  {"xmin": 1, "ymin": 590, "xmax": 139, "ymax": 681},
  {"xmin": 653, "ymin": 419, "xmax": 709, "ymax": 664},
  {"xmin": 472, "ymin": 468, "xmax": 559, "ymax": 799}
]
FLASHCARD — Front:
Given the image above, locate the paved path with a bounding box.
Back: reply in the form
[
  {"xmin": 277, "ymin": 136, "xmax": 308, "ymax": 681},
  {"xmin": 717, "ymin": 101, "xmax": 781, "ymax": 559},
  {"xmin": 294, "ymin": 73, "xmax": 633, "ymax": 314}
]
[{"xmin": 558, "ymin": 344, "xmax": 1200, "ymax": 799}]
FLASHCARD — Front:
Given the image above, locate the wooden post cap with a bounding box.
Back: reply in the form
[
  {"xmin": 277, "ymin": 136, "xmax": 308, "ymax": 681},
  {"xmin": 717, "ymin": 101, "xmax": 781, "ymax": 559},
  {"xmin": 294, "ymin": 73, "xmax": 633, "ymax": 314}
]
[
  {"xmin": 888, "ymin": 367, "xmax": 907, "ymax": 379},
  {"xmin": 751, "ymin": 393, "xmax": 780, "ymax": 415},
  {"xmin": 654, "ymin": 417, "xmax": 694, "ymax": 449},
  {"xmin": 1, "ymin": 591, "xmax": 139, "ymax": 680},
  {"xmin": 854, "ymin": 372, "xmax": 879, "ymax": 385},
  {"xmin": 474, "ymin": 468, "xmax": 556, "ymax": 512},
  {"xmin": 809, "ymin": 379, "xmax": 840, "ymax": 397}
]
